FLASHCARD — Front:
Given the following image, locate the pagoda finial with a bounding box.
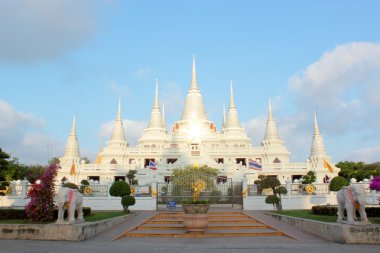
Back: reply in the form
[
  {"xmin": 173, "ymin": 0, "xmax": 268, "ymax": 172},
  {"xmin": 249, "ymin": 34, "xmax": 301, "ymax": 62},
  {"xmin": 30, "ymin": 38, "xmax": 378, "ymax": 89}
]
[
  {"xmin": 314, "ymin": 111, "xmax": 321, "ymax": 136},
  {"xmin": 117, "ymin": 97, "xmax": 122, "ymax": 121},
  {"xmin": 70, "ymin": 114, "xmax": 77, "ymax": 136},
  {"xmin": 190, "ymin": 55, "xmax": 198, "ymax": 90},
  {"xmin": 268, "ymin": 98, "xmax": 273, "ymax": 121},
  {"xmin": 154, "ymin": 79, "xmax": 159, "ymax": 109},
  {"xmin": 229, "ymin": 80, "xmax": 236, "ymax": 109}
]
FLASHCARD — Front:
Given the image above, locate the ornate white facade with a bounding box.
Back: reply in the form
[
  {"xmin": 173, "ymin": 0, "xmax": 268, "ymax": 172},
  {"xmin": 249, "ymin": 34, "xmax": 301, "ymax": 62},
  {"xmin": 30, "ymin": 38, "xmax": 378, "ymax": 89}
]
[{"xmin": 58, "ymin": 57, "xmax": 339, "ymax": 185}]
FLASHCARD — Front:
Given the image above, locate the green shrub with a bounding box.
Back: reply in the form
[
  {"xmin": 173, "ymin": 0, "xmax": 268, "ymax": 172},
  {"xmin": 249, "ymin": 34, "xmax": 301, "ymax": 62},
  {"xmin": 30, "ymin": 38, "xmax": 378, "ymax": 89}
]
[
  {"xmin": 311, "ymin": 205, "xmax": 380, "ymax": 217},
  {"xmin": 0, "ymin": 208, "xmax": 26, "ymax": 219},
  {"xmin": 62, "ymin": 182, "xmax": 79, "ymax": 190},
  {"xmin": 109, "ymin": 180, "xmax": 131, "ymax": 197},
  {"xmin": 265, "ymin": 195, "xmax": 279, "ymax": 205},
  {"xmin": 1, "ymin": 181, "xmax": 10, "ymax": 187},
  {"xmin": 329, "ymin": 176, "xmax": 349, "ymax": 191},
  {"xmin": 80, "ymin": 179, "xmax": 90, "ymax": 185},
  {"xmin": 302, "ymin": 171, "xmax": 316, "ymax": 184},
  {"xmin": 121, "ymin": 195, "xmax": 136, "ymax": 212}
]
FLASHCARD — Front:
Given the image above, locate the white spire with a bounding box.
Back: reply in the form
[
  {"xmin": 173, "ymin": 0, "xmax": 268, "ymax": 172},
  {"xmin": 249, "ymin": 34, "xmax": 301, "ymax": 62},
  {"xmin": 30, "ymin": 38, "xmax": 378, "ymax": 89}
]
[
  {"xmin": 229, "ymin": 80, "xmax": 236, "ymax": 109},
  {"xmin": 190, "ymin": 55, "xmax": 198, "ymax": 90},
  {"xmin": 148, "ymin": 80, "xmax": 164, "ymax": 128},
  {"xmin": 62, "ymin": 115, "xmax": 80, "ymax": 164},
  {"xmin": 154, "ymin": 79, "xmax": 159, "ymax": 109},
  {"xmin": 310, "ymin": 111, "xmax": 327, "ymax": 158},
  {"xmin": 226, "ymin": 81, "xmax": 241, "ymax": 128},
  {"xmin": 264, "ymin": 98, "xmax": 279, "ymax": 140},
  {"xmin": 180, "ymin": 56, "xmax": 209, "ymax": 122},
  {"xmin": 222, "ymin": 102, "xmax": 226, "ymax": 128},
  {"xmin": 268, "ymin": 98, "xmax": 273, "ymax": 121},
  {"xmin": 109, "ymin": 98, "xmax": 127, "ymax": 142},
  {"xmin": 162, "ymin": 103, "xmax": 166, "ymax": 129}
]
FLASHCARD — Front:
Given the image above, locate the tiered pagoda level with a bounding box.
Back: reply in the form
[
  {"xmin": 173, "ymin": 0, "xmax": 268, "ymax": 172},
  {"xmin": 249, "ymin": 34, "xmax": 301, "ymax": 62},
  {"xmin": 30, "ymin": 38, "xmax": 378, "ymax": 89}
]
[{"xmin": 59, "ymin": 57, "xmax": 339, "ymax": 184}]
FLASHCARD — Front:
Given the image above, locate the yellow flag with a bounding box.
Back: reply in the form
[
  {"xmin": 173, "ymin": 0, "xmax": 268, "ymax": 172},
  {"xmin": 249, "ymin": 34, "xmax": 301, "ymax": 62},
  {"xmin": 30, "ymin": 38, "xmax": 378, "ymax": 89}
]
[
  {"xmin": 70, "ymin": 162, "xmax": 76, "ymax": 176},
  {"xmin": 194, "ymin": 162, "xmax": 199, "ymax": 169},
  {"xmin": 323, "ymin": 159, "xmax": 333, "ymax": 173}
]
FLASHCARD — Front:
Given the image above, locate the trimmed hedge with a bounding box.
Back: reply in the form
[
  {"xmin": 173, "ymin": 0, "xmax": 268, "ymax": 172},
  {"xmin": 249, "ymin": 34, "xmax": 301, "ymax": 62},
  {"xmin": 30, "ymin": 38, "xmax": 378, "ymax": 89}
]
[
  {"xmin": 311, "ymin": 205, "xmax": 380, "ymax": 217},
  {"xmin": 0, "ymin": 209, "xmax": 25, "ymax": 219},
  {"xmin": 0, "ymin": 207, "xmax": 91, "ymax": 220}
]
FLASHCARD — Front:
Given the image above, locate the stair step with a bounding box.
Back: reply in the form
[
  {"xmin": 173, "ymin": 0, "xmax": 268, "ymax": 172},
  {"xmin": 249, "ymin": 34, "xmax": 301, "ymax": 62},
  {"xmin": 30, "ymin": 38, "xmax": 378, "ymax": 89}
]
[{"xmin": 125, "ymin": 231, "xmax": 284, "ymax": 238}]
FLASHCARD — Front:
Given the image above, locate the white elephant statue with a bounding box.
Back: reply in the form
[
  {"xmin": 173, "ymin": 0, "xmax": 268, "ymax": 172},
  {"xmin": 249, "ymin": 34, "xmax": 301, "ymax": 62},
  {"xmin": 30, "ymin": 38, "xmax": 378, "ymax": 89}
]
[
  {"xmin": 56, "ymin": 187, "xmax": 84, "ymax": 225},
  {"xmin": 337, "ymin": 184, "xmax": 370, "ymax": 225}
]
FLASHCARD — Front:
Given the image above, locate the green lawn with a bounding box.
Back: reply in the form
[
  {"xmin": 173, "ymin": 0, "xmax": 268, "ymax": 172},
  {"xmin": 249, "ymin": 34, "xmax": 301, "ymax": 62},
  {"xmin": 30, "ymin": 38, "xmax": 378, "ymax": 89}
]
[
  {"xmin": 271, "ymin": 210, "xmax": 380, "ymax": 224},
  {"xmin": 84, "ymin": 211, "xmax": 129, "ymax": 222},
  {"xmin": 0, "ymin": 211, "xmax": 129, "ymax": 224}
]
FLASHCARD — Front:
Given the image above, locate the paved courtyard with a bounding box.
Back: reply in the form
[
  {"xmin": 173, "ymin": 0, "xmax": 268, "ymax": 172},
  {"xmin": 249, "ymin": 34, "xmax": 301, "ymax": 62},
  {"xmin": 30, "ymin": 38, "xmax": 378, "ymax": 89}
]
[{"xmin": 0, "ymin": 211, "xmax": 378, "ymax": 253}]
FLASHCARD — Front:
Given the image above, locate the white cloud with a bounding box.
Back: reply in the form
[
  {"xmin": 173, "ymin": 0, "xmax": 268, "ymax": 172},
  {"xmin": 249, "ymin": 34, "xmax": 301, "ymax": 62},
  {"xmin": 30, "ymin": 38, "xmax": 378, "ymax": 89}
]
[
  {"xmin": 161, "ymin": 81, "xmax": 185, "ymax": 122},
  {"xmin": 99, "ymin": 119, "xmax": 147, "ymax": 146},
  {"xmin": 0, "ymin": 100, "xmax": 63, "ymax": 164},
  {"xmin": 289, "ymin": 42, "xmax": 380, "ymax": 135},
  {"xmin": 136, "ymin": 68, "xmax": 152, "ymax": 79},
  {"xmin": 344, "ymin": 147, "xmax": 380, "ymax": 163},
  {"xmin": 282, "ymin": 42, "xmax": 380, "ymax": 162},
  {"xmin": 0, "ymin": 0, "xmax": 115, "ymax": 63},
  {"xmin": 242, "ymin": 116, "xmax": 266, "ymax": 146},
  {"xmin": 106, "ymin": 80, "xmax": 130, "ymax": 97}
]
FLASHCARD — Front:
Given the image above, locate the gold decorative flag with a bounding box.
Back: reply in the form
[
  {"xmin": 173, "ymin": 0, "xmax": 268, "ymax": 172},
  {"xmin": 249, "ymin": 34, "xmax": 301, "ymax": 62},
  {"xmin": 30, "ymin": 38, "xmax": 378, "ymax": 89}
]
[
  {"xmin": 70, "ymin": 162, "xmax": 76, "ymax": 176},
  {"xmin": 323, "ymin": 159, "xmax": 333, "ymax": 173}
]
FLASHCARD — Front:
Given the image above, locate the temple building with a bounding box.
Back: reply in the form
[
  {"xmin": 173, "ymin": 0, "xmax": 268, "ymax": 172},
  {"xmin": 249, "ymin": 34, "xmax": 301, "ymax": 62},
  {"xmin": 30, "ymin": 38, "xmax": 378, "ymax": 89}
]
[{"xmin": 58, "ymin": 57, "xmax": 339, "ymax": 185}]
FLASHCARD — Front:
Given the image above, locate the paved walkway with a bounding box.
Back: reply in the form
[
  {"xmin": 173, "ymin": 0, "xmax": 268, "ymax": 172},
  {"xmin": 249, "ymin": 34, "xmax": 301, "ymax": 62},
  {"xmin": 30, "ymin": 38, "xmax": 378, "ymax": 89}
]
[{"xmin": 0, "ymin": 211, "xmax": 379, "ymax": 253}]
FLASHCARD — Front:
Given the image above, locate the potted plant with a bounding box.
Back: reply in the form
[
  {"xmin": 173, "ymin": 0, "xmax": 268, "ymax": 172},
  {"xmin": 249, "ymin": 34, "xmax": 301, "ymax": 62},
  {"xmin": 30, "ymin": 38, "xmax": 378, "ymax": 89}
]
[{"xmin": 182, "ymin": 179, "xmax": 209, "ymax": 232}]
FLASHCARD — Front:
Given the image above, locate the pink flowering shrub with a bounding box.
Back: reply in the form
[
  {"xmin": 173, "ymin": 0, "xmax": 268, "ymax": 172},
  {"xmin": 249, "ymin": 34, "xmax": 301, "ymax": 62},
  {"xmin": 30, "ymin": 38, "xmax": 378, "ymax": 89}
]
[
  {"xmin": 369, "ymin": 176, "xmax": 380, "ymax": 192},
  {"xmin": 25, "ymin": 164, "xmax": 58, "ymax": 221}
]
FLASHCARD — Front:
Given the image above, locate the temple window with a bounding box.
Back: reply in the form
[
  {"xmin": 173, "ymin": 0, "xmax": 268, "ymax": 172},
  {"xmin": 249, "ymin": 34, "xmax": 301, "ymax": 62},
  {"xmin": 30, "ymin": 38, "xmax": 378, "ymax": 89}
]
[
  {"xmin": 235, "ymin": 158, "xmax": 246, "ymax": 166},
  {"xmin": 273, "ymin": 157, "xmax": 281, "ymax": 163},
  {"xmin": 110, "ymin": 158, "xmax": 117, "ymax": 164},
  {"xmin": 167, "ymin": 158, "xmax": 178, "ymax": 164},
  {"xmin": 114, "ymin": 176, "xmax": 125, "ymax": 181}
]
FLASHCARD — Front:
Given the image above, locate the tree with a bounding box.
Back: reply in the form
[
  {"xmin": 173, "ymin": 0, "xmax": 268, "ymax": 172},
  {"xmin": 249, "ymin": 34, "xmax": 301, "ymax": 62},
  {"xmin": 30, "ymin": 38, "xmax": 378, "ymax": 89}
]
[
  {"xmin": 336, "ymin": 161, "xmax": 380, "ymax": 181},
  {"xmin": 126, "ymin": 170, "xmax": 138, "ymax": 185},
  {"xmin": 171, "ymin": 165, "xmax": 218, "ymax": 191},
  {"xmin": 260, "ymin": 176, "xmax": 287, "ymax": 211},
  {"xmin": 0, "ymin": 148, "xmax": 11, "ymax": 181},
  {"xmin": 48, "ymin": 157, "xmax": 60, "ymax": 165},
  {"xmin": 109, "ymin": 180, "xmax": 135, "ymax": 212},
  {"xmin": 81, "ymin": 157, "xmax": 91, "ymax": 164}
]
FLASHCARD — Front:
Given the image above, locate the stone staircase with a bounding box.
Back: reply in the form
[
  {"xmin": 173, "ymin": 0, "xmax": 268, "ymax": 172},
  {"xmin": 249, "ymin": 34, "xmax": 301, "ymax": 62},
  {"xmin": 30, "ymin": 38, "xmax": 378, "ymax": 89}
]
[{"xmin": 119, "ymin": 211, "xmax": 291, "ymax": 238}]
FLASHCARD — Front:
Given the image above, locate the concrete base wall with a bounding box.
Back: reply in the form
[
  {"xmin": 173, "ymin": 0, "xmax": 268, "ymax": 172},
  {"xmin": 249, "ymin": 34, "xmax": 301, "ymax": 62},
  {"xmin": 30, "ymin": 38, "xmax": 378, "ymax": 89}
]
[
  {"xmin": 267, "ymin": 212, "xmax": 380, "ymax": 244},
  {"xmin": 0, "ymin": 215, "xmax": 133, "ymax": 241}
]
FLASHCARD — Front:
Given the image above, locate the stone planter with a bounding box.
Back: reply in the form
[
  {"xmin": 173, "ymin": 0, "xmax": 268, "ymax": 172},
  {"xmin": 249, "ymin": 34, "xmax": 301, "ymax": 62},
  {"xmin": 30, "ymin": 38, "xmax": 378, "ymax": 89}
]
[{"xmin": 182, "ymin": 204, "xmax": 210, "ymax": 233}]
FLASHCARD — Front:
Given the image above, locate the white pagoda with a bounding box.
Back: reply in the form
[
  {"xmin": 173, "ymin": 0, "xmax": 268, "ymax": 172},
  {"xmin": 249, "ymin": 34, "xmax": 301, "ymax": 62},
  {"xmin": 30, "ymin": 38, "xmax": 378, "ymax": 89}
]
[{"xmin": 58, "ymin": 57, "xmax": 339, "ymax": 185}]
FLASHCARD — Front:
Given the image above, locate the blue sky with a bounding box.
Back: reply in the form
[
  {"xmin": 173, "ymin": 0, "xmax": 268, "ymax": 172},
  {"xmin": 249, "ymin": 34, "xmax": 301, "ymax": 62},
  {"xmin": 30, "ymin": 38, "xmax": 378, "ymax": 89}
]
[{"xmin": 0, "ymin": 0, "xmax": 379, "ymax": 165}]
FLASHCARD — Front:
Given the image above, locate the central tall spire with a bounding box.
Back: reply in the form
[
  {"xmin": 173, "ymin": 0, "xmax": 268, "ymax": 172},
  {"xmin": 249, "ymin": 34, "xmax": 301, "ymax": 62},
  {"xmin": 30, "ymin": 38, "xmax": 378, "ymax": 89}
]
[{"xmin": 180, "ymin": 56, "xmax": 209, "ymax": 122}]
